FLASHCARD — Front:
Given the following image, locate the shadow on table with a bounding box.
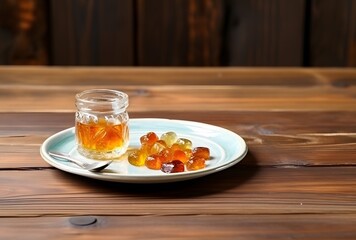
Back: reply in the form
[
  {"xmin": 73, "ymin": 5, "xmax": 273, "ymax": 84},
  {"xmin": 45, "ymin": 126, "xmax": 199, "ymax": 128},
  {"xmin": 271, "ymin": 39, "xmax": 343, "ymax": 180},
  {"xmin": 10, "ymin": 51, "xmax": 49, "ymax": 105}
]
[{"xmin": 55, "ymin": 151, "xmax": 260, "ymax": 198}]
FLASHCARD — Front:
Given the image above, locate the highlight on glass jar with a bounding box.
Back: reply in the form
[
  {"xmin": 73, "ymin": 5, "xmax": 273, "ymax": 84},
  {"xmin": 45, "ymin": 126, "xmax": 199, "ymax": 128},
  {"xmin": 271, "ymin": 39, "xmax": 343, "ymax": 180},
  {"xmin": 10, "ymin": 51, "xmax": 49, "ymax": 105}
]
[{"xmin": 75, "ymin": 89, "xmax": 129, "ymax": 160}]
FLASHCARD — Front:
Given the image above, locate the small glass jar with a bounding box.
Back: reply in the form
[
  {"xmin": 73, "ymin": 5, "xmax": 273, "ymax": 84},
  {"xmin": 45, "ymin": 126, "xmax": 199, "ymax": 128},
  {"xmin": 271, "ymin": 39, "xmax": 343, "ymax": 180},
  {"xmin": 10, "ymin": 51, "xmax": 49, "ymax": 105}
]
[{"xmin": 75, "ymin": 89, "xmax": 129, "ymax": 159}]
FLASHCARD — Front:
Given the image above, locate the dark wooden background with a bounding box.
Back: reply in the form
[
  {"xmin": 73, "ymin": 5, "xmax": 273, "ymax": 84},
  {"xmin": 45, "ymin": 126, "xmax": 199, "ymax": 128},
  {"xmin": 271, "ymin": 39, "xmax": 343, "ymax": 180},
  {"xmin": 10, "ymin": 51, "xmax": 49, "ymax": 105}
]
[{"xmin": 0, "ymin": 0, "xmax": 355, "ymax": 67}]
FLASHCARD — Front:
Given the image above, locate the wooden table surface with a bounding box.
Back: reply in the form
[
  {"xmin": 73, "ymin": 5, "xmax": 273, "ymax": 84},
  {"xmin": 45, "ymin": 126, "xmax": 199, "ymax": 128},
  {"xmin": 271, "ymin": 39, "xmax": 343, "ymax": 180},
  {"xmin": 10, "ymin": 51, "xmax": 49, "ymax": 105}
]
[{"xmin": 1, "ymin": 67, "xmax": 356, "ymax": 239}]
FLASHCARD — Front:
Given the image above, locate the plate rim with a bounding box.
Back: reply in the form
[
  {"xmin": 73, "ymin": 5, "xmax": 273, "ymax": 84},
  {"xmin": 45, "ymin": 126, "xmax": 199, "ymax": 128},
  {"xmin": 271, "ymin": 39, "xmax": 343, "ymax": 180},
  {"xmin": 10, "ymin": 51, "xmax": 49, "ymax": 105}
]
[{"xmin": 40, "ymin": 118, "xmax": 248, "ymax": 183}]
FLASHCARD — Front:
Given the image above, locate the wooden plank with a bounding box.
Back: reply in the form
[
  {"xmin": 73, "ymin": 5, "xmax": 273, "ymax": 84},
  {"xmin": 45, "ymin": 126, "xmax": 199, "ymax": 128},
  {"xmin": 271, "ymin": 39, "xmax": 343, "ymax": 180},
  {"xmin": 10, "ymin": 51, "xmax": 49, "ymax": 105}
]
[
  {"xmin": 224, "ymin": 0, "xmax": 305, "ymax": 66},
  {"xmin": 0, "ymin": 68, "xmax": 355, "ymax": 112},
  {"xmin": 1, "ymin": 67, "xmax": 356, "ymax": 86},
  {"xmin": 0, "ymin": 167, "xmax": 356, "ymax": 216},
  {"xmin": 0, "ymin": 67, "xmax": 322, "ymax": 85},
  {"xmin": 137, "ymin": 0, "xmax": 223, "ymax": 66},
  {"xmin": 0, "ymin": 0, "xmax": 48, "ymax": 65},
  {"xmin": 0, "ymin": 215, "xmax": 356, "ymax": 240},
  {"xmin": 1, "ymin": 111, "xmax": 356, "ymax": 168},
  {"xmin": 50, "ymin": 0, "xmax": 134, "ymax": 65},
  {"xmin": 1, "ymin": 84, "xmax": 356, "ymax": 112},
  {"xmin": 309, "ymin": 0, "xmax": 356, "ymax": 66},
  {"xmin": 314, "ymin": 68, "xmax": 356, "ymax": 87}
]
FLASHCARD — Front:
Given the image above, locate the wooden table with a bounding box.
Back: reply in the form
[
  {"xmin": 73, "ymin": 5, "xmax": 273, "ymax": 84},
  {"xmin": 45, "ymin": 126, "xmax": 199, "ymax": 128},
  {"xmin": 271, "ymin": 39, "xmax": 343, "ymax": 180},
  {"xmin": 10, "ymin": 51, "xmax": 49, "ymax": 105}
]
[{"xmin": 1, "ymin": 67, "xmax": 356, "ymax": 239}]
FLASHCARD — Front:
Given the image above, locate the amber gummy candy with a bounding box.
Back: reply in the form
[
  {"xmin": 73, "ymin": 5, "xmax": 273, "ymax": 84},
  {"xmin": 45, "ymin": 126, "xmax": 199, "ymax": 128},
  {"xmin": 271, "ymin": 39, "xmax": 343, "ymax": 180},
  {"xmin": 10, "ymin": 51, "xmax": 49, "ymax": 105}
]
[
  {"xmin": 140, "ymin": 132, "xmax": 159, "ymax": 146},
  {"xmin": 145, "ymin": 154, "xmax": 162, "ymax": 170},
  {"xmin": 172, "ymin": 150, "xmax": 189, "ymax": 163},
  {"xmin": 192, "ymin": 147, "xmax": 210, "ymax": 160},
  {"xmin": 158, "ymin": 148, "xmax": 173, "ymax": 163},
  {"xmin": 128, "ymin": 131, "xmax": 211, "ymax": 173},
  {"xmin": 150, "ymin": 140, "xmax": 167, "ymax": 154},
  {"xmin": 176, "ymin": 138, "xmax": 192, "ymax": 150},
  {"xmin": 128, "ymin": 149, "xmax": 147, "ymax": 166},
  {"xmin": 186, "ymin": 156, "xmax": 206, "ymax": 171}
]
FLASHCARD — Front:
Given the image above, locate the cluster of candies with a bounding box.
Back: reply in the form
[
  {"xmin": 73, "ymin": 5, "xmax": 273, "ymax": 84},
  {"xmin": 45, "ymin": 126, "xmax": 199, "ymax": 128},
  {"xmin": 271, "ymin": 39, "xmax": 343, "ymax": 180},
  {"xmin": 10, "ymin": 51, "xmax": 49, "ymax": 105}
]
[{"xmin": 128, "ymin": 132, "xmax": 210, "ymax": 173}]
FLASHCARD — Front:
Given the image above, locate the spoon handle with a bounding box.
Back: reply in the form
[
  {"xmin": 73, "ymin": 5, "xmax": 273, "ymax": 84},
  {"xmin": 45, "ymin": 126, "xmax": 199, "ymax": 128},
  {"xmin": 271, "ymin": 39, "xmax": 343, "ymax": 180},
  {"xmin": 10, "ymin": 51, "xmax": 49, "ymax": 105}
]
[{"xmin": 48, "ymin": 152, "xmax": 85, "ymax": 168}]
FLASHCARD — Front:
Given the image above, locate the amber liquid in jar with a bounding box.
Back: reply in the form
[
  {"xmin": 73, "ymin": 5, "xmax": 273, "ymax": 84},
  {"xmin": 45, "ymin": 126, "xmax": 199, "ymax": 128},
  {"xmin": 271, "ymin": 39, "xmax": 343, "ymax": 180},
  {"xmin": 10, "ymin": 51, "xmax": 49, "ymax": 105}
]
[
  {"xmin": 76, "ymin": 119, "xmax": 128, "ymax": 153},
  {"xmin": 75, "ymin": 89, "xmax": 129, "ymax": 159}
]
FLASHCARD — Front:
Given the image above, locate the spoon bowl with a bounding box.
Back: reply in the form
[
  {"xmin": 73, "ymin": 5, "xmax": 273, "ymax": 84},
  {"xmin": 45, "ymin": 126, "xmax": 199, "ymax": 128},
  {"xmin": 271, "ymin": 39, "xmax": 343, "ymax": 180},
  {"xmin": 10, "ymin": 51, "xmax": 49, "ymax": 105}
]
[{"xmin": 49, "ymin": 152, "xmax": 113, "ymax": 172}]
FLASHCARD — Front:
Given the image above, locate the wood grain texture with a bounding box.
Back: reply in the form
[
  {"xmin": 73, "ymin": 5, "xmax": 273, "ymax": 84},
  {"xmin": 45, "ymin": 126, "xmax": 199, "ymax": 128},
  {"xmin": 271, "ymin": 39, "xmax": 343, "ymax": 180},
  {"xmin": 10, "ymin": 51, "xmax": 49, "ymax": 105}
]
[
  {"xmin": 1, "ymin": 67, "xmax": 356, "ymax": 112},
  {"xmin": 1, "ymin": 215, "xmax": 356, "ymax": 240},
  {"xmin": 0, "ymin": 167, "xmax": 356, "ymax": 216},
  {"xmin": 224, "ymin": 0, "xmax": 305, "ymax": 66},
  {"xmin": 2, "ymin": 85, "xmax": 356, "ymax": 112},
  {"xmin": 137, "ymin": 0, "xmax": 223, "ymax": 66},
  {"xmin": 50, "ymin": 0, "xmax": 133, "ymax": 65},
  {"xmin": 1, "ymin": 66, "xmax": 356, "ymax": 85},
  {"xmin": 0, "ymin": 66, "xmax": 322, "ymax": 85},
  {"xmin": 1, "ymin": 111, "xmax": 356, "ymax": 168},
  {"xmin": 1, "ymin": 67, "xmax": 356, "ymax": 239},
  {"xmin": 309, "ymin": 0, "xmax": 356, "ymax": 66}
]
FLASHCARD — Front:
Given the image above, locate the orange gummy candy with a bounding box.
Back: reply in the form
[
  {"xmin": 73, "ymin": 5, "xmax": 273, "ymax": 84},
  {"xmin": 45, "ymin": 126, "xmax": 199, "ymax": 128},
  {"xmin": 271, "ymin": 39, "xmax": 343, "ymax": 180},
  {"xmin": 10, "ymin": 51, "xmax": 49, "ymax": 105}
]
[
  {"xmin": 186, "ymin": 156, "xmax": 206, "ymax": 171},
  {"xmin": 140, "ymin": 132, "xmax": 159, "ymax": 146},
  {"xmin": 192, "ymin": 147, "xmax": 210, "ymax": 160},
  {"xmin": 172, "ymin": 149, "xmax": 189, "ymax": 163},
  {"xmin": 145, "ymin": 154, "xmax": 162, "ymax": 170}
]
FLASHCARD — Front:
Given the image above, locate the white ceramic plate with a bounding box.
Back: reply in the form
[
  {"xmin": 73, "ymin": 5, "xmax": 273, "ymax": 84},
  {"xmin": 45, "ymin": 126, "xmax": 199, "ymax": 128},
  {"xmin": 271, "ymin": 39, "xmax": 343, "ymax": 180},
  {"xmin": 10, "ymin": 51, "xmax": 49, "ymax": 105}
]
[{"xmin": 40, "ymin": 118, "xmax": 248, "ymax": 183}]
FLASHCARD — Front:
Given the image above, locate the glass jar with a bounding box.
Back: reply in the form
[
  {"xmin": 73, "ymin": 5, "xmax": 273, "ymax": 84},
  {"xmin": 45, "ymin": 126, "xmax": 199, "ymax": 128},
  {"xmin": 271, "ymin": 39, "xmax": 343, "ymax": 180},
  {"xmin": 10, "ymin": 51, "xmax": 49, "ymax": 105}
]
[{"xmin": 75, "ymin": 89, "xmax": 129, "ymax": 159}]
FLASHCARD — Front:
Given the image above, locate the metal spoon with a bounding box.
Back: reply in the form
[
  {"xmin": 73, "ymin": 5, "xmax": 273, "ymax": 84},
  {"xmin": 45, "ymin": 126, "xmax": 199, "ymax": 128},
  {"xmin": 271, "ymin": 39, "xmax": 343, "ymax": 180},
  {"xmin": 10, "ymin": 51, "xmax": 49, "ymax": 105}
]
[{"xmin": 49, "ymin": 152, "xmax": 113, "ymax": 172}]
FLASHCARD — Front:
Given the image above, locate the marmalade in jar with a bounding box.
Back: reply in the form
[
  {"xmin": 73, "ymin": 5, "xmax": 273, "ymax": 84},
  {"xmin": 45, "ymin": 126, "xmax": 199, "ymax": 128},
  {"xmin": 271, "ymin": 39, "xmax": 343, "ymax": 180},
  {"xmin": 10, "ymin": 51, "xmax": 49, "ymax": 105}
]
[
  {"xmin": 76, "ymin": 118, "xmax": 129, "ymax": 156},
  {"xmin": 75, "ymin": 89, "xmax": 129, "ymax": 159}
]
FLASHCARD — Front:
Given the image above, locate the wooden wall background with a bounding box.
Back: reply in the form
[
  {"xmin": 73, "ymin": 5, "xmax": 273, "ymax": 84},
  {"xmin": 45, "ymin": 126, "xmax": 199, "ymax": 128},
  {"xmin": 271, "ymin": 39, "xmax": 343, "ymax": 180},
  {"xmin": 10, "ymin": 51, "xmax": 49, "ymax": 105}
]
[{"xmin": 0, "ymin": 0, "xmax": 355, "ymax": 67}]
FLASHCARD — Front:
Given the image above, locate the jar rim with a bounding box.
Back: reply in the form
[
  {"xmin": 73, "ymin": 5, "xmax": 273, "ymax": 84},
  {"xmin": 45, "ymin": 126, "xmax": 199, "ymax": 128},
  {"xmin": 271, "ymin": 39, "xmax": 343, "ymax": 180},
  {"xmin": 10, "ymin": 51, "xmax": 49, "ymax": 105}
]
[
  {"xmin": 76, "ymin": 89, "xmax": 128, "ymax": 103},
  {"xmin": 76, "ymin": 89, "xmax": 128, "ymax": 113}
]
